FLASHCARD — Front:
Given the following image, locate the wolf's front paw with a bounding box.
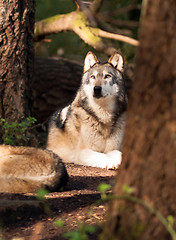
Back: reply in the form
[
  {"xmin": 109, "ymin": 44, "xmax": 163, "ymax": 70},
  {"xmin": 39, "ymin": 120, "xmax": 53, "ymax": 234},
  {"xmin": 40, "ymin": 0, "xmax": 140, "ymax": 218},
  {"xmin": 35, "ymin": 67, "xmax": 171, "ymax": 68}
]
[{"xmin": 106, "ymin": 150, "xmax": 122, "ymax": 169}]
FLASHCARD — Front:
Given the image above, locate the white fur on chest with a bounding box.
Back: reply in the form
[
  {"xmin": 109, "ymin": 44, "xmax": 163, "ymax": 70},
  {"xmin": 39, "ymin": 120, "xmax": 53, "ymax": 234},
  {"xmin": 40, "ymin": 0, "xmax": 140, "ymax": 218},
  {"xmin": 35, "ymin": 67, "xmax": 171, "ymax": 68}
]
[{"xmin": 78, "ymin": 112, "xmax": 125, "ymax": 153}]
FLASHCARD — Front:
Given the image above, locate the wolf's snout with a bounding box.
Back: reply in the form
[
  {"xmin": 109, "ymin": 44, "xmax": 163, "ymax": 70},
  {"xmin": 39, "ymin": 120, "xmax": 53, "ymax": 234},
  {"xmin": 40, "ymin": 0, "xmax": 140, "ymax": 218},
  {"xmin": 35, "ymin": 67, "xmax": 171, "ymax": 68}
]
[{"xmin": 93, "ymin": 86, "xmax": 102, "ymax": 98}]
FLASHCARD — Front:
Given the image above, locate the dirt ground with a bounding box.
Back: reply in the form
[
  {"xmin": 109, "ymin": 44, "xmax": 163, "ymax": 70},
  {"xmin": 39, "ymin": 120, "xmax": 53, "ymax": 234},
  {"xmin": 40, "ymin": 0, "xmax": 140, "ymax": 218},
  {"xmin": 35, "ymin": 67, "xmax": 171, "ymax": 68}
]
[{"xmin": 0, "ymin": 163, "xmax": 117, "ymax": 240}]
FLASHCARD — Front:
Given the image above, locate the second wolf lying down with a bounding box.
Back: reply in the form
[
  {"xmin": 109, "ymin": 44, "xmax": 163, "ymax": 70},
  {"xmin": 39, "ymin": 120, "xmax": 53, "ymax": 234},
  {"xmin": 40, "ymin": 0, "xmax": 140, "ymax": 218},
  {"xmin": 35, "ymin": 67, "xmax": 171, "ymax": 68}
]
[
  {"xmin": 47, "ymin": 51, "xmax": 127, "ymax": 169},
  {"xmin": 0, "ymin": 145, "xmax": 68, "ymax": 193}
]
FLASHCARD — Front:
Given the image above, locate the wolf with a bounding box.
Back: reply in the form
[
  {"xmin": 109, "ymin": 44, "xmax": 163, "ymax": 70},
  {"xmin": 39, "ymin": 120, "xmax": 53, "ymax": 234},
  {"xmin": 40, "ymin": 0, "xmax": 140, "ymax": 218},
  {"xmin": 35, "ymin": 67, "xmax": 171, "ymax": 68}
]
[
  {"xmin": 0, "ymin": 145, "xmax": 68, "ymax": 193},
  {"xmin": 47, "ymin": 51, "xmax": 127, "ymax": 169}
]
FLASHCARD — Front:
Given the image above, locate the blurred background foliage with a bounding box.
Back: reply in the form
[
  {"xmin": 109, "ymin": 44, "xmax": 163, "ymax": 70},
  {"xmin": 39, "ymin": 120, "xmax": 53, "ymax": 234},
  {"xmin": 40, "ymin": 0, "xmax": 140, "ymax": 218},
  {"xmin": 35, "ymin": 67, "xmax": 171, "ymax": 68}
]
[{"xmin": 35, "ymin": 0, "xmax": 142, "ymax": 62}]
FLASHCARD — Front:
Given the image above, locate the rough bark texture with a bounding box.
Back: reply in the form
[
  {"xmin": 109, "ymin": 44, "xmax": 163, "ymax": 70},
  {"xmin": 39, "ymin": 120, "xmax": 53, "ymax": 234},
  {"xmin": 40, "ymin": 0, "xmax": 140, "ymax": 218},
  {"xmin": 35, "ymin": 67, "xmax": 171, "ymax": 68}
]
[
  {"xmin": 32, "ymin": 57, "xmax": 83, "ymax": 122},
  {"xmin": 103, "ymin": 1, "xmax": 176, "ymax": 240},
  {"xmin": 0, "ymin": 0, "xmax": 35, "ymax": 121}
]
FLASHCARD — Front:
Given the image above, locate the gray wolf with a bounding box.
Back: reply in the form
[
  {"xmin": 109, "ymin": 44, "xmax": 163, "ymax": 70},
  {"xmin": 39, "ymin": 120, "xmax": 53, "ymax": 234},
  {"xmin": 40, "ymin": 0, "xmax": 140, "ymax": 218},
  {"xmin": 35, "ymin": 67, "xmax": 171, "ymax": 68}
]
[
  {"xmin": 0, "ymin": 145, "xmax": 68, "ymax": 193},
  {"xmin": 47, "ymin": 51, "xmax": 127, "ymax": 169}
]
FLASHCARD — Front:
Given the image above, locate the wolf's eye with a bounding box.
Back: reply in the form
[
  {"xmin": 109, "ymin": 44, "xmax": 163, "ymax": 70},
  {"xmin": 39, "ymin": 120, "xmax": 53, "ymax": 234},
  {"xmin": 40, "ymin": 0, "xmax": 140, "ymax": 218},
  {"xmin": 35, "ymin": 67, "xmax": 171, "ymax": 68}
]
[
  {"xmin": 104, "ymin": 74, "xmax": 112, "ymax": 79},
  {"xmin": 90, "ymin": 75, "xmax": 95, "ymax": 79}
]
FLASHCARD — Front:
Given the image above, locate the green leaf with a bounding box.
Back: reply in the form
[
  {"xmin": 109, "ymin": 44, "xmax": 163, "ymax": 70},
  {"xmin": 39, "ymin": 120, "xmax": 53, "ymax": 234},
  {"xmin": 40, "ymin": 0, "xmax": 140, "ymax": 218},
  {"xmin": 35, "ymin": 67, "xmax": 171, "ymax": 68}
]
[
  {"xmin": 36, "ymin": 189, "xmax": 50, "ymax": 200},
  {"xmin": 97, "ymin": 183, "xmax": 111, "ymax": 193},
  {"xmin": 84, "ymin": 225, "xmax": 96, "ymax": 234},
  {"xmin": 4, "ymin": 137, "xmax": 14, "ymax": 145},
  {"xmin": 167, "ymin": 215, "xmax": 174, "ymax": 227},
  {"xmin": 17, "ymin": 135, "xmax": 22, "ymax": 140},
  {"xmin": 63, "ymin": 231, "xmax": 83, "ymax": 240},
  {"xmin": 122, "ymin": 184, "xmax": 133, "ymax": 194},
  {"xmin": 55, "ymin": 219, "xmax": 65, "ymax": 228}
]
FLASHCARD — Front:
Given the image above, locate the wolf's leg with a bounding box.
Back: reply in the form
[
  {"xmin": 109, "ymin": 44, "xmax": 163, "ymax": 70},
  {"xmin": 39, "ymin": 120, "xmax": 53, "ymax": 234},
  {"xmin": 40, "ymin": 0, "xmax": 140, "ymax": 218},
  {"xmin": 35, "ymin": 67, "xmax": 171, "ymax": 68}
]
[
  {"xmin": 107, "ymin": 150, "xmax": 122, "ymax": 166},
  {"xmin": 78, "ymin": 149, "xmax": 121, "ymax": 169}
]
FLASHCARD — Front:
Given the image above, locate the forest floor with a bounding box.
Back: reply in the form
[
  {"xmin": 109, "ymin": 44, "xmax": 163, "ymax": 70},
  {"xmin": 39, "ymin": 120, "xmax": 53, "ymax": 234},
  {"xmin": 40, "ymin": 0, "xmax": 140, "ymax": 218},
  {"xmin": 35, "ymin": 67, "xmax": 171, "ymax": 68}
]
[{"xmin": 0, "ymin": 163, "xmax": 117, "ymax": 240}]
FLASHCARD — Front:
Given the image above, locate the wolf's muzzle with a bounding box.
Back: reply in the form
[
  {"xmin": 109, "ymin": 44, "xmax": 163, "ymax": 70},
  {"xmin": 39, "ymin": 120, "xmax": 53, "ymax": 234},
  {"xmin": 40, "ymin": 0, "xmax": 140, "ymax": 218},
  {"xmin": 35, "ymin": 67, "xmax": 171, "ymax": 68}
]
[{"xmin": 93, "ymin": 86, "xmax": 102, "ymax": 98}]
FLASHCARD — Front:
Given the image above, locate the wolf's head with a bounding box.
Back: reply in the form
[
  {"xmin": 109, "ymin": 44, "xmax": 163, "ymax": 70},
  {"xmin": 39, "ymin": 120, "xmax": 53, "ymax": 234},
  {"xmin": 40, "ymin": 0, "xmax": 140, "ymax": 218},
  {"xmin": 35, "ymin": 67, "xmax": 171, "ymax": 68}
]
[{"xmin": 81, "ymin": 52, "xmax": 127, "ymax": 111}]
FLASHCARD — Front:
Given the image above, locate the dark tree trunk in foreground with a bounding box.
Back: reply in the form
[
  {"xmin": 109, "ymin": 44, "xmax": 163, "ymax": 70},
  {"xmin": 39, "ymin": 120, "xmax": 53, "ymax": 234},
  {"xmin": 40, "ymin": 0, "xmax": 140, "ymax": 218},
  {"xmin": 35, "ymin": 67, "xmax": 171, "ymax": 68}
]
[
  {"xmin": 103, "ymin": 1, "xmax": 176, "ymax": 240},
  {"xmin": 0, "ymin": 0, "xmax": 35, "ymax": 121}
]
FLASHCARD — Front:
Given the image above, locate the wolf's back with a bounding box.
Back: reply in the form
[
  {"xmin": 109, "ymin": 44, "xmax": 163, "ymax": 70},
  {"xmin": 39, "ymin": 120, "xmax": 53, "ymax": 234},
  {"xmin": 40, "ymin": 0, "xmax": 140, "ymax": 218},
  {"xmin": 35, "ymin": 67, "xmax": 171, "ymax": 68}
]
[{"xmin": 0, "ymin": 145, "xmax": 68, "ymax": 193}]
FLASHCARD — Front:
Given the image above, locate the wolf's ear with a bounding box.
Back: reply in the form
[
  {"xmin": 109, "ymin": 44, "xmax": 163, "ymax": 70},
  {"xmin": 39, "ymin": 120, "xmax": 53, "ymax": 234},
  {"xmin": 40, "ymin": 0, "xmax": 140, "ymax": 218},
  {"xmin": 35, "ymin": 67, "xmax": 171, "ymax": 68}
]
[
  {"xmin": 84, "ymin": 52, "xmax": 99, "ymax": 73},
  {"xmin": 108, "ymin": 52, "xmax": 124, "ymax": 72}
]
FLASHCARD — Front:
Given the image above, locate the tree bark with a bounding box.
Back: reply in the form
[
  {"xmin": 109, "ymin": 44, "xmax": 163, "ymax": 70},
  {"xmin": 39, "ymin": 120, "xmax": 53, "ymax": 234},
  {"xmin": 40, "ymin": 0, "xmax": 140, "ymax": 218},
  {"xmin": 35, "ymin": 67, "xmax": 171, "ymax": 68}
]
[
  {"xmin": 103, "ymin": 1, "xmax": 176, "ymax": 240},
  {"xmin": 0, "ymin": 0, "xmax": 35, "ymax": 121}
]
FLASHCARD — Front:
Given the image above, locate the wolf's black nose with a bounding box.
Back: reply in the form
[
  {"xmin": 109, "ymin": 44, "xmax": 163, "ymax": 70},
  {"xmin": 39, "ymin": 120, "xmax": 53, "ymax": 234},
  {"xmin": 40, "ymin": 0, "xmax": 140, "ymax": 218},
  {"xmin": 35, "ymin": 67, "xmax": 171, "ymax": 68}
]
[{"xmin": 93, "ymin": 86, "xmax": 102, "ymax": 98}]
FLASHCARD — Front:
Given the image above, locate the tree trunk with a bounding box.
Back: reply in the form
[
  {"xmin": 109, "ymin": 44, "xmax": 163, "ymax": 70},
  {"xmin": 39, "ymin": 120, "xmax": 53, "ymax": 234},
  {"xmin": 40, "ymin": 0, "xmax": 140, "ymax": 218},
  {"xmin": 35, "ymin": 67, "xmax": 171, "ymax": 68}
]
[
  {"xmin": 103, "ymin": 1, "xmax": 176, "ymax": 240},
  {"xmin": 0, "ymin": 0, "xmax": 35, "ymax": 121}
]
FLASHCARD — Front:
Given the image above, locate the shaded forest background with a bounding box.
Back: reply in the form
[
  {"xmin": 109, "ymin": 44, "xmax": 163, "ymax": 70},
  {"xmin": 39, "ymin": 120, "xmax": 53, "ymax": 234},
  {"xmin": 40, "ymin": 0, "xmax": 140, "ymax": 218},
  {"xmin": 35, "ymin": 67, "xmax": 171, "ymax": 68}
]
[{"xmin": 35, "ymin": 0, "xmax": 140, "ymax": 62}]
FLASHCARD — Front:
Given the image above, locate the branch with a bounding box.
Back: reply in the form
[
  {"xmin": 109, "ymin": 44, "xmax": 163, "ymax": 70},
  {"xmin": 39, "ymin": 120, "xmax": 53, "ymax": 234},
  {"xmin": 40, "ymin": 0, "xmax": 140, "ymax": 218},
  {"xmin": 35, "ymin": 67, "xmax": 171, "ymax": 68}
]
[
  {"xmin": 109, "ymin": 3, "xmax": 141, "ymax": 15},
  {"xmin": 74, "ymin": 0, "xmax": 103, "ymax": 13},
  {"xmin": 95, "ymin": 14, "xmax": 133, "ymax": 37},
  {"xmin": 34, "ymin": 12, "xmax": 75, "ymax": 40},
  {"xmin": 98, "ymin": 29, "xmax": 139, "ymax": 46},
  {"xmin": 74, "ymin": 0, "xmax": 97, "ymax": 27},
  {"xmin": 34, "ymin": 10, "xmax": 139, "ymax": 55},
  {"xmin": 101, "ymin": 15, "xmax": 139, "ymax": 29},
  {"xmin": 90, "ymin": 0, "xmax": 104, "ymax": 13}
]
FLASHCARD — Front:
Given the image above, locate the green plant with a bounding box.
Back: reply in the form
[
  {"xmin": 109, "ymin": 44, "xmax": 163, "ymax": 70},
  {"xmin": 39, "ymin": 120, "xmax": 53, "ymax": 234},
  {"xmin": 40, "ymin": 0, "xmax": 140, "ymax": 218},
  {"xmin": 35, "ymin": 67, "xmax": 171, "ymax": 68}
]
[
  {"xmin": 0, "ymin": 117, "xmax": 37, "ymax": 146},
  {"xmin": 58, "ymin": 182, "xmax": 176, "ymax": 240},
  {"xmin": 97, "ymin": 183, "xmax": 111, "ymax": 200},
  {"xmin": 36, "ymin": 188, "xmax": 51, "ymax": 215},
  {"xmin": 54, "ymin": 183, "xmax": 112, "ymax": 240},
  {"xmin": 63, "ymin": 222, "xmax": 96, "ymax": 240},
  {"xmin": 55, "ymin": 219, "xmax": 97, "ymax": 240},
  {"xmin": 34, "ymin": 180, "xmax": 176, "ymax": 240},
  {"xmin": 36, "ymin": 189, "xmax": 50, "ymax": 200}
]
